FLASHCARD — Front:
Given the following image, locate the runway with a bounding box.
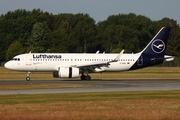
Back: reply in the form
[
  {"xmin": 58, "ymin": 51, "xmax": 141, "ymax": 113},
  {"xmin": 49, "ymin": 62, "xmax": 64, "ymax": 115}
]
[{"xmin": 0, "ymin": 79, "xmax": 180, "ymax": 94}]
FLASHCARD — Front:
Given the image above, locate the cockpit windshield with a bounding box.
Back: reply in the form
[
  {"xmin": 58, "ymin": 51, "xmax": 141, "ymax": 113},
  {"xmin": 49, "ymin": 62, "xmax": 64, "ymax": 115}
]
[{"xmin": 11, "ymin": 58, "xmax": 20, "ymax": 61}]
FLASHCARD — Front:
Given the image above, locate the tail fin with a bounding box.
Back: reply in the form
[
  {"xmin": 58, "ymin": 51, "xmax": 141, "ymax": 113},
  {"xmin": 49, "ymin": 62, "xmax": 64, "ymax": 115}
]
[
  {"xmin": 141, "ymin": 27, "xmax": 171, "ymax": 56},
  {"xmin": 130, "ymin": 27, "xmax": 171, "ymax": 70}
]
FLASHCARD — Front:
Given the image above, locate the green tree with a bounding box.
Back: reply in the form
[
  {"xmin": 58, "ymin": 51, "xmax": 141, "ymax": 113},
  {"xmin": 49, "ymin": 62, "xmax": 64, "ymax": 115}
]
[
  {"xmin": 6, "ymin": 41, "xmax": 24, "ymax": 60},
  {"xmin": 73, "ymin": 13, "xmax": 97, "ymax": 53},
  {"xmin": 50, "ymin": 13, "xmax": 97, "ymax": 53},
  {"xmin": 0, "ymin": 9, "xmax": 180, "ymax": 63},
  {"xmin": 27, "ymin": 22, "xmax": 51, "ymax": 52}
]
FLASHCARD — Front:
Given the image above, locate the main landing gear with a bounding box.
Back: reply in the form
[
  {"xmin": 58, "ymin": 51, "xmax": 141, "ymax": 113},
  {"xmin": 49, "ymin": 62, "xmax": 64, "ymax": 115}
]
[
  {"xmin": 80, "ymin": 70, "xmax": 91, "ymax": 80},
  {"xmin": 26, "ymin": 72, "xmax": 31, "ymax": 81},
  {"xmin": 81, "ymin": 74, "xmax": 91, "ymax": 80}
]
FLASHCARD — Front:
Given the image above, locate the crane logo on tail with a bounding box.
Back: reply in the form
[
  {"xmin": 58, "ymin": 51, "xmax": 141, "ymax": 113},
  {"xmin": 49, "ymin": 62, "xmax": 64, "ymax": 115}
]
[{"xmin": 151, "ymin": 39, "xmax": 165, "ymax": 53}]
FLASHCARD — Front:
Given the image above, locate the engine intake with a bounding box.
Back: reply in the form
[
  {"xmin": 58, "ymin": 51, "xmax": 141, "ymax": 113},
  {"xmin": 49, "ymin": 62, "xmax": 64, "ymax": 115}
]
[{"xmin": 53, "ymin": 67, "xmax": 79, "ymax": 78}]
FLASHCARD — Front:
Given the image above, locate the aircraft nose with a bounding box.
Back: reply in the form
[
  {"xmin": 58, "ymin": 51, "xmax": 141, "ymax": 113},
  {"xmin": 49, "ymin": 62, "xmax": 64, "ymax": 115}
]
[{"xmin": 4, "ymin": 62, "xmax": 12, "ymax": 70}]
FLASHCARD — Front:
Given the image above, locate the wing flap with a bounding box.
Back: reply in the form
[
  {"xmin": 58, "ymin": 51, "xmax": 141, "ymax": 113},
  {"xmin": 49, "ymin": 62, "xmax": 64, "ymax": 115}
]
[{"xmin": 71, "ymin": 61, "xmax": 108, "ymax": 68}]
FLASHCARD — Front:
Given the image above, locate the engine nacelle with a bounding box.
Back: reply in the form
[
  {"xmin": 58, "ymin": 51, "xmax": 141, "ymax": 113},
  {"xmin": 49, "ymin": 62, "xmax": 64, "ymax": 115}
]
[{"xmin": 53, "ymin": 67, "xmax": 79, "ymax": 78}]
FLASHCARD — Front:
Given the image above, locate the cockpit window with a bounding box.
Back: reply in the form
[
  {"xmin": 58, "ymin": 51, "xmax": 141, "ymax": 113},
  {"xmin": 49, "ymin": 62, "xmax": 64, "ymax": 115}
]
[{"xmin": 11, "ymin": 58, "xmax": 20, "ymax": 61}]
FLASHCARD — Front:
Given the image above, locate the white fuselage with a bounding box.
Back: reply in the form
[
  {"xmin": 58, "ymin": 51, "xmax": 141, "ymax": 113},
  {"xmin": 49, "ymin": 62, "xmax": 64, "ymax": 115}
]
[{"xmin": 5, "ymin": 53, "xmax": 141, "ymax": 72}]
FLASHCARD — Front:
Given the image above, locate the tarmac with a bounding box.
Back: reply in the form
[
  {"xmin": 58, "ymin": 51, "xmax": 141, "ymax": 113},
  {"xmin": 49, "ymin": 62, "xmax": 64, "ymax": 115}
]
[{"xmin": 0, "ymin": 79, "xmax": 180, "ymax": 94}]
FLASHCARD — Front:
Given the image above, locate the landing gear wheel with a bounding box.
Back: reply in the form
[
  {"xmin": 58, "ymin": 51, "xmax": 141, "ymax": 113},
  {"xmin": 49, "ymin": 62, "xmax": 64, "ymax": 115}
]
[
  {"xmin": 81, "ymin": 70, "xmax": 91, "ymax": 80},
  {"xmin": 26, "ymin": 77, "xmax": 30, "ymax": 81},
  {"xmin": 81, "ymin": 75, "xmax": 86, "ymax": 80},
  {"xmin": 86, "ymin": 75, "xmax": 91, "ymax": 80},
  {"xmin": 26, "ymin": 72, "xmax": 31, "ymax": 81},
  {"xmin": 80, "ymin": 75, "xmax": 91, "ymax": 80}
]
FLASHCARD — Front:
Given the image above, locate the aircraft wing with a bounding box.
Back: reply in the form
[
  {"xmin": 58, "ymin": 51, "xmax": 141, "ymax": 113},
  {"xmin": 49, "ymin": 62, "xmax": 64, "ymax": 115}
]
[
  {"xmin": 70, "ymin": 50, "xmax": 125, "ymax": 71},
  {"xmin": 72, "ymin": 61, "xmax": 108, "ymax": 68}
]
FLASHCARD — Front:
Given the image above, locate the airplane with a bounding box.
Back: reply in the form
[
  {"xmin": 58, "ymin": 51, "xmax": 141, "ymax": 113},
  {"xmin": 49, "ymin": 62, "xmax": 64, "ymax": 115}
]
[{"xmin": 4, "ymin": 27, "xmax": 174, "ymax": 81}]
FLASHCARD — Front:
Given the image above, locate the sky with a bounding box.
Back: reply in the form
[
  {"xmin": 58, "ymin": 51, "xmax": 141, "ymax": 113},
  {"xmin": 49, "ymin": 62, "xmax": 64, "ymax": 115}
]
[{"xmin": 0, "ymin": 0, "xmax": 180, "ymax": 24}]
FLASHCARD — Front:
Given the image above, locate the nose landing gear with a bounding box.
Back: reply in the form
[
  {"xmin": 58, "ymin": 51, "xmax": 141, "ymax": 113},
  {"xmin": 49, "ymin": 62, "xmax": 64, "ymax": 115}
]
[{"xmin": 26, "ymin": 72, "xmax": 30, "ymax": 81}]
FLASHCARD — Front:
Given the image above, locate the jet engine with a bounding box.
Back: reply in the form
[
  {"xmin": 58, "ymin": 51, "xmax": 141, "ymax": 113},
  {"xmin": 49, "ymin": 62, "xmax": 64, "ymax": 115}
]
[{"xmin": 53, "ymin": 67, "xmax": 79, "ymax": 78}]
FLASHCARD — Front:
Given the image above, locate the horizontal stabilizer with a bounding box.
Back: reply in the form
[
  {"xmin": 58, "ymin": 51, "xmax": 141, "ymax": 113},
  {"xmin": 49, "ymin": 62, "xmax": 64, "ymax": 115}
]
[
  {"xmin": 164, "ymin": 55, "xmax": 175, "ymax": 62},
  {"xmin": 150, "ymin": 55, "xmax": 175, "ymax": 63}
]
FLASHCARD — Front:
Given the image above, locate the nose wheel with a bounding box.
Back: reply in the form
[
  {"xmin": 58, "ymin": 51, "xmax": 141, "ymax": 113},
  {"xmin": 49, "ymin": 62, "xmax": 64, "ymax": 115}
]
[
  {"xmin": 26, "ymin": 72, "xmax": 31, "ymax": 81},
  {"xmin": 26, "ymin": 77, "xmax": 30, "ymax": 81}
]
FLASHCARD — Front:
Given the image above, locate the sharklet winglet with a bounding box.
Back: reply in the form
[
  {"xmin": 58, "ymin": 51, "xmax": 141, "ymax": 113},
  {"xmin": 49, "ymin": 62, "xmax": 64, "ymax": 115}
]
[{"xmin": 110, "ymin": 49, "xmax": 124, "ymax": 62}]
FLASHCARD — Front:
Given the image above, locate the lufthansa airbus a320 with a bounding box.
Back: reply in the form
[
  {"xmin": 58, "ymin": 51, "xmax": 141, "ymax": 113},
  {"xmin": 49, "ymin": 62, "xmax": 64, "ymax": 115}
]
[{"xmin": 5, "ymin": 27, "xmax": 174, "ymax": 80}]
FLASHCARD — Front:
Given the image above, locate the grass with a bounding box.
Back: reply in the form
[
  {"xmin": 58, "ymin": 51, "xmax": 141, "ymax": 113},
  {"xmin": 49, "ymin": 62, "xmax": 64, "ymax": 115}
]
[{"xmin": 0, "ymin": 91, "xmax": 180, "ymax": 120}]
